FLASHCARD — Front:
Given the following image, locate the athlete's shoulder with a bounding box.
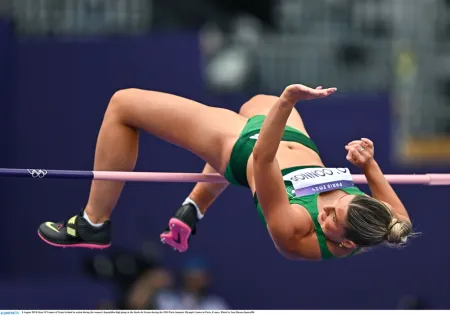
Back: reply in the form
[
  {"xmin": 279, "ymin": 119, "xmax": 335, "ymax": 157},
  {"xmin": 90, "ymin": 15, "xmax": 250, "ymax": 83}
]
[
  {"xmin": 342, "ymin": 185, "xmax": 366, "ymax": 196},
  {"xmin": 278, "ymin": 231, "xmax": 364, "ymax": 261}
]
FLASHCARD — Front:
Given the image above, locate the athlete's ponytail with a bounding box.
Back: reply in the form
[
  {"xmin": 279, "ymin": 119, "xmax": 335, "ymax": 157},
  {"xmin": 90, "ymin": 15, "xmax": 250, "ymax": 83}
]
[{"xmin": 344, "ymin": 195, "xmax": 418, "ymax": 248}]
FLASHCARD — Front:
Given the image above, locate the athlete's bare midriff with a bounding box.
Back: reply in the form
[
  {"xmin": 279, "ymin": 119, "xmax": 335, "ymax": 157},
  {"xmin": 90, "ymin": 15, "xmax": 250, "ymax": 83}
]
[{"xmin": 246, "ymin": 140, "xmax": 324, "ymax": 193}]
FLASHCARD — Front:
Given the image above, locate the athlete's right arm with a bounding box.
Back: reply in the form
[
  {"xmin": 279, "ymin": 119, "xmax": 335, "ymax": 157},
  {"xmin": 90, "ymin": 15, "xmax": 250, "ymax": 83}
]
[
  {"xmin": 346, "ymin": 138, "xmax": 410, "ymax": 222},
  {"xmin": 363, "ymin": 159, "xmax": 410, "ymax": 222}
]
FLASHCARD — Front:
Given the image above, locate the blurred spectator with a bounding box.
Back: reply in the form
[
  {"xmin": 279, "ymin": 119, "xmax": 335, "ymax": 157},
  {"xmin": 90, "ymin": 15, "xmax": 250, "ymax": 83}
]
[
  {"xmin": 155, "ymin": 258, "xmax": 230, "ymax": 310},
  {"xmin": 125, "ymin": 267, "xmax": 175, "ymax": 309},
  {"xmin": 96, "ymin": 300, "xmax": 117, "ymax": 310},
  {"xmin": 396, "ymin": 295, "xmax": 427, "ymax": 309}
]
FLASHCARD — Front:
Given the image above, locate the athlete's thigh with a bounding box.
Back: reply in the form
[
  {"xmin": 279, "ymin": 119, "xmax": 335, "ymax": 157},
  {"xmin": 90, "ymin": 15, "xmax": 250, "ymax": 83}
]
[
  {"xmin": 114, "ymin": 89, "xmax": 247, "ymax": 172},
  {"xmin": 238, "ymin": 94, "xmax": 310, "ymax": 137}
]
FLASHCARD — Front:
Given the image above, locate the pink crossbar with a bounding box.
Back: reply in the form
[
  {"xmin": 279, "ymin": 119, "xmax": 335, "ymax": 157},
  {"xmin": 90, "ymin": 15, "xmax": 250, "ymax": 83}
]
[{"xmin": 93, "ymin": 172, "xmax": 450, "ymax": 185}]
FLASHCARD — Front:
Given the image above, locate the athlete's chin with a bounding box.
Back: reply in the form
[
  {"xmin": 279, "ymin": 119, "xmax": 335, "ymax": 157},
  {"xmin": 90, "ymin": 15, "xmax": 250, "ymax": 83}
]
[{"xmin": 317, "ymin": 212, "xmax": 325, "ymax": 224}]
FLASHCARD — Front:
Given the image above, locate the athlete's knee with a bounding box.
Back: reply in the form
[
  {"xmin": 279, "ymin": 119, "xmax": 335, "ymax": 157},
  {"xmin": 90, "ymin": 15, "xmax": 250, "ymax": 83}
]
[
  {"xmin": 239, "ymin": 94, "xmax": 277, "ymax": 115},
  {"xmin": 239, "ymin": 94, "xmax": 263, "ymax": 115},
  {"xmin": 106, "ymin": 88, "xmax": 140, "ymax": 119},
  {"xmin": 251, "ymin": 94, "xmax": 278, "ymax": 104},
  {"xmin": 109, "ymin": 88, "xmax": 139, "ymax": 109}
]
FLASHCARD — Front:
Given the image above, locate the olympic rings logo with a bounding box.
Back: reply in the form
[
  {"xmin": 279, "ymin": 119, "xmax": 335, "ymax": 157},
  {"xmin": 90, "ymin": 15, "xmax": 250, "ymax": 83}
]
[{"xmin": 27, "ymin": 169, "xmax": 48, "ymax": 179}]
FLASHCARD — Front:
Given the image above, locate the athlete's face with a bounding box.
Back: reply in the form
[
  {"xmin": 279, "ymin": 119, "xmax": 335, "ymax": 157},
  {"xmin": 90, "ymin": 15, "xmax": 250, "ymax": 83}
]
[{"xmin": 318, "ymin": 194, "xmax": 356, "ymax": 248}]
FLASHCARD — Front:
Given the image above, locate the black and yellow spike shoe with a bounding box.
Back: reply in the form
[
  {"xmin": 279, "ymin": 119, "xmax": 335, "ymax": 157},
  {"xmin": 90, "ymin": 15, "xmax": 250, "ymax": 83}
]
[{"xmin": 38, "ymin": 211, "xmax": 111, "ymax": 249}]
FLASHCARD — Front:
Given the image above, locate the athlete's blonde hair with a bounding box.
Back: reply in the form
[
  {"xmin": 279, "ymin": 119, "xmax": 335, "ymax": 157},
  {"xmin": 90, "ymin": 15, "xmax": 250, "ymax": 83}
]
[{"xmin": 344, "ymin": 195, "xmax": 416, "ymax": 248}]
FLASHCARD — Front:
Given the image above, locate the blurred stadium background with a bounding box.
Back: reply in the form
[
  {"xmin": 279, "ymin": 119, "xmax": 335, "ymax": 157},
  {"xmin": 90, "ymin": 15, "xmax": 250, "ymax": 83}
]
[{"xmin": 0, "ymin": 0, "xmax": 450, "ymax": 310}]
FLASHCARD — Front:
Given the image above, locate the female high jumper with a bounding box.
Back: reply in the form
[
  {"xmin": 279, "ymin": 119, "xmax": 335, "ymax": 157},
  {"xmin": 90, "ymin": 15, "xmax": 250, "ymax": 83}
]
[{"xmin": 38, "ymin": 84, "xmax": 415, "ymax": 260}]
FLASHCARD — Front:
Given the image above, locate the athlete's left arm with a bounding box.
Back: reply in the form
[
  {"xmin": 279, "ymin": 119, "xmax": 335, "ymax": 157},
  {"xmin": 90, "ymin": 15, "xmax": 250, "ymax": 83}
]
[
  {"xmin": 252, "ymin": 84, "xmax": 337, "ymax": 250},
  {"xmin": 252, "ymin": 91, "xmax": 296, "ymax": 164},
  {"xmin": 252, "ymin": 91, "xmax": 303, "ymax": 246},
  {"xmin": 252, "ymin": 84, "xmax": 336, "ymax": 163}
]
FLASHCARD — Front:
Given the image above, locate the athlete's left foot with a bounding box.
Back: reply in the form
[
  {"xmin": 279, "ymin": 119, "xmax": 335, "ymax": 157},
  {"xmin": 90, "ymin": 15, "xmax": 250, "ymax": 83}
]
[
  {"xmin": 160, "ymin": 203, "xmax": 198, "ymax": 253},
  {"xmin": 38, "ymin": 211, "xmax": 111, "ymax": 249}
]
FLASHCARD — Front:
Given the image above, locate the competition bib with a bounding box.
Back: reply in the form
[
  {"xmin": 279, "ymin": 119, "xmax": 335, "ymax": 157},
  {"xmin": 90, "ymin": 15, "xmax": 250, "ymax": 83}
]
[{"xmin": 282, "ymin": 167, "xmax": 354, "ymax": 197}]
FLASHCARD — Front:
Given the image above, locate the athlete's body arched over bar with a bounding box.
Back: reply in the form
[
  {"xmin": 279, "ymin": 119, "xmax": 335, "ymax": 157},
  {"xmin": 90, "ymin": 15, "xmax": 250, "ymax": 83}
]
[{"xmin": 38, "ymin": 84, "xmax": 418, "ymax": 260}]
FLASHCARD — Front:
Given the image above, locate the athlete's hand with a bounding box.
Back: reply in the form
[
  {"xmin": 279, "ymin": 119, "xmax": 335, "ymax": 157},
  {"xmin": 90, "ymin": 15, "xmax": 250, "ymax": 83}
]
[
  {"xmin": 282, "ymin": 84, "xmax": 337, "ymax": 103},
  {"xmin": 345, "ymin": 138, "xmax": 375, "ymax": 170}
]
